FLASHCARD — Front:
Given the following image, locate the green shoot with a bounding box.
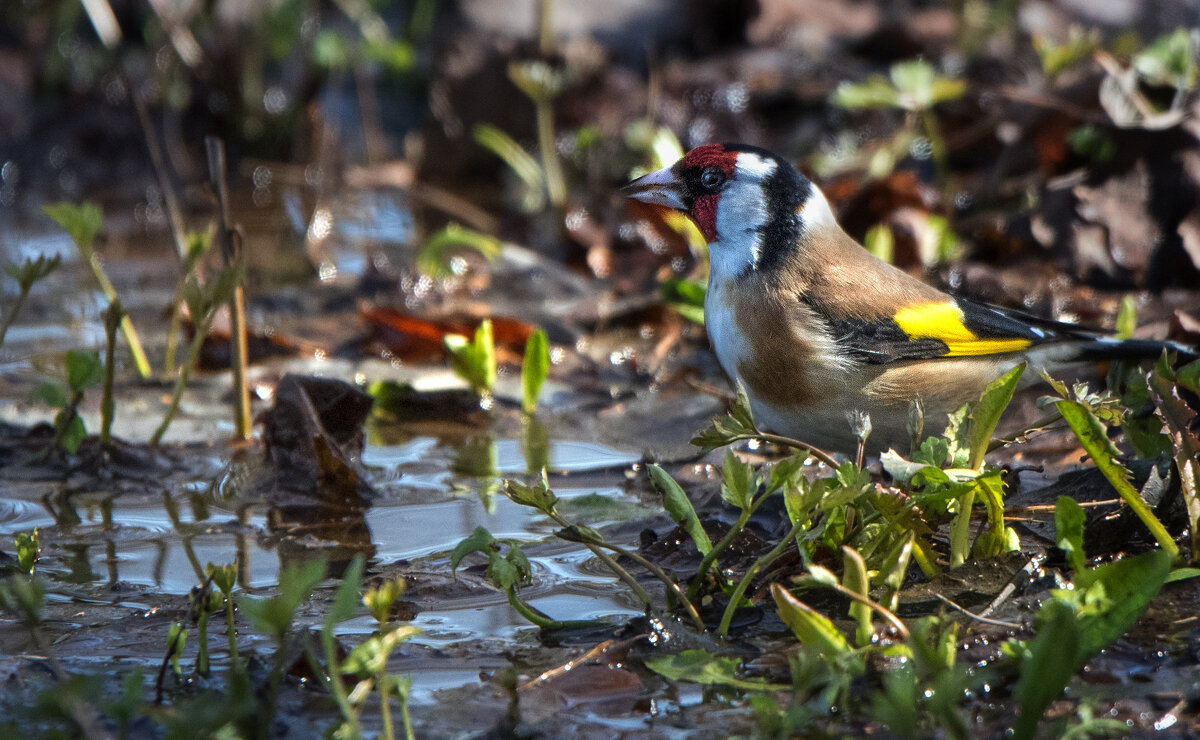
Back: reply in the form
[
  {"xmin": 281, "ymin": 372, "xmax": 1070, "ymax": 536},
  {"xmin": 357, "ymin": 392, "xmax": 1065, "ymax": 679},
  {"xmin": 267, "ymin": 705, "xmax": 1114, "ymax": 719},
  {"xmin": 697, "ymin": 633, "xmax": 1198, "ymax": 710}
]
[
  {"xmin": 151, "ymin": 266, "xmax": 243, "ymax": 445},
  {"xmin": 417, "ymin": 222, "xmax": 502, "ymax": 279},
  {"xmin": 42, "ymin": 202, "xmax": 151, "ymax": 378},
  {"xmin": 205, "ymin": 562, "xmax": 239, "ymax": 662},
  {"xmin": 0, "ymin": 254, "xmax": 61, "ymax": 348},
  {"xmin": 520, "ymin": 328, "xmax": 550, "ymax": 414},
  {"xmin": 445, "ymin": 319, "xmax": 497, "ymax": 397},
  {"xmin": 32, "ymin": 349, "xmax": 104, "ymax": 455}
]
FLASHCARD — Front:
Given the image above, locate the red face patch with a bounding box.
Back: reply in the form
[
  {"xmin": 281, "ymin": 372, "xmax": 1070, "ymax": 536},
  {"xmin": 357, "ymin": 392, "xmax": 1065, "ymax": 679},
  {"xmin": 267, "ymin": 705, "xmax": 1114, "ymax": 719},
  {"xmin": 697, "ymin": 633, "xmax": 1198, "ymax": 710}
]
[
  {"xmin": 692, "ymin": 193, "xmax": 719, "ymax": 241},
  {"xmin": 677, "ymin": 144, "xmax": 737, "ymax": 241},
  {"xmin": 680, "ymin": 143, "xmax": 738, "ymax": 177}
]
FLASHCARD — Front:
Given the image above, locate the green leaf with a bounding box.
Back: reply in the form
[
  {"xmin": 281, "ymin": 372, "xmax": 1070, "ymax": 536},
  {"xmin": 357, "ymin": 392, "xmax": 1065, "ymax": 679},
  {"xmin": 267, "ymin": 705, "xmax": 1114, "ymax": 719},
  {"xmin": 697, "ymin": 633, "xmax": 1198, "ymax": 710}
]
[
  {"xmin": 968, "ymin": 364, "xmax": 1024, "ymax": 469},
  {"xmin": 363, "ymin": 37, "xmax": 416, "ymax": 73},
  {"xmin": 890, "ymin": 59, "xmax": 936, "ymax": 107},
  {"xmin": 832, "ymin": 77, "xmax": 899, "ymax": 109},
  {"xmin": 166, "ymin": 622, "xmax": 187, "ymax": 676},
  {"xmin": 205, "ymin": 563, "xmax": 237, "ymax": 596},
  {"xmin": 43, "ymin": 202, "xmax": 103, "ymax": 254},
  {"xmin": 1148, "ymin": 371, "xmax": 1200, "ymax": 562},
  {"xmin": 842, "ymin": 547, "xmax": 872, "ymax": 648},
  {"xmin": 1067, "ymin": 124, "xmax": 1116, "ymax": 163},
  {"xmin": 1133, "ymin": 28, "xmax": 1198, "ymax": 90},
  {"xmin": 325, "ymin": 555, "xmax": 365, "ymax": 627},
  {"xmin": 486, "ymin": 554, "xmax": 519, "ymax": 590},
  {"xmin": 363, "ymin": 577, "xmax": 405, "ymax": 624},
  {"xmin": 720, "ymin": 449, "xmax": 754, "ymax": 509},
  {"xmin": 418, "ymin": 222, "xmax": 503, "ymax": 279},
  {"xmin": 31, "ymin": 382, "xmax": 68, "ymax": 409},
  {"xmin": 241, "ymin": 559, "xmax": 326, "ymax": 641},
  {"xmin": 1012, "ymin": 599, "xmax": 1081, "ymax": 740},
  {"xmin": 5, "ymin": 254, "xmax": 62, "ymax": 291},
  {"xmin": 1115, "ymin": 294, "xmax": 1137, "ymax": 339},
  {"xmin": 771, "ymin": 583, "xmax": 853, "ymax": 656},
  {"xmin": 1166, "ymin": 567, "xmax": 1200, "ymax": 583},
  {"xmin": 880, "ymin": 450, "xmax": 931, "ymax": 483},
  {"xmin": 1034, "ymin": 27, "xmax": 1099, "ymax": 78},
  {"xmin": 507, "ymin": 543, "xmax": 532, "ymax": 581},
  {"xmin": 446, "ymin": 319, "xmax": 497, "ymax": 395},
  {"xmin": 661, "ymin": 278, "xmax": 707, "ymax": 324},
  {"xmin": 693, "ymin": 386, "xmax": 759, "ymax": 451},
  {"xmin": 504, "ymin": 476, "xmax": 558, "ymax": 513},
  {"xmin": 644, "ymin": 649, "xmax": 787, "ymax": 691},
  {"xmin": 472, "ymin": 124, "xmax": 544, "ymax": 212},
  {"xmin": 342, "ymin": 625, "xmax": 421, "ymax": 677},
  {"xmin": 649, "ymin": 464, "xmax": 712, "ymax": 555},
  {"xmin": 1178, "ymin": 359, "xmax": 1200, "ymax": 395},
  {"xmin": 1069, "ymin": 550, "xmax": 1172, "ymax": 657},
  {"xmin": 521, "ymin": 328, "xmax": 550, "ymax": 414},
  {"xmin": 450, "ymin": 526, "xmax": 496, "ymax": 573},
  {"xmin": 943, "ymin": 404, "xmax": 971, "ymax": 468},
  {"xmin": 59, "ymin": 413, "xmax": 87, "ymax": 455},
  {"xmin": 14, "ymin": 531, "xmax": 38, "ymax": 575},
  {"xmin": 1057, "ymin": 400, "xmax": 1178, "ymax": 559},
  {"xmin": 1054, "ymin": 496, "xmax": 1087, "ymax": 574},
  {"xmin": 65, "ymin": 350, "xmax": 104, "ymax": 393}
]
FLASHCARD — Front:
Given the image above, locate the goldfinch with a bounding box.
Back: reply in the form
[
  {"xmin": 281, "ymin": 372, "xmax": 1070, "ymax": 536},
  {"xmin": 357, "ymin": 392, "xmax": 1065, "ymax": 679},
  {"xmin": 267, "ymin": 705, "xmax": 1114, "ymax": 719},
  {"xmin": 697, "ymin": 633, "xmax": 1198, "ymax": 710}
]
[{"xmin": 624, "ymin": 143, "xmax": 1194, "ymax": 454}]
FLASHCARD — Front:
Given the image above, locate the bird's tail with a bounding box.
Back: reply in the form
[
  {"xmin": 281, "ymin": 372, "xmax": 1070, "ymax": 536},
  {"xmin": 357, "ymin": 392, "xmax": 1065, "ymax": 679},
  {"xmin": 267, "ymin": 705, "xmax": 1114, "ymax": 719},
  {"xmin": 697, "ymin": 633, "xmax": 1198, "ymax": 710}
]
[{"xmin": 1068, "ymin": 336, "xmax": 1198, "ymax": 364}]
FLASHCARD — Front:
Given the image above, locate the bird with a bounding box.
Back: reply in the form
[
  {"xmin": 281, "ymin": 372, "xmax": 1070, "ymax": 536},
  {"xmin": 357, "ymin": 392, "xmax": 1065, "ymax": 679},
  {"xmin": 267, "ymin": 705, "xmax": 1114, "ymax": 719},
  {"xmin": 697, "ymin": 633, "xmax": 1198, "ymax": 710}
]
[{"xmin": 623, "ymin": 142, "xmax": 1195, "ymax": 455}]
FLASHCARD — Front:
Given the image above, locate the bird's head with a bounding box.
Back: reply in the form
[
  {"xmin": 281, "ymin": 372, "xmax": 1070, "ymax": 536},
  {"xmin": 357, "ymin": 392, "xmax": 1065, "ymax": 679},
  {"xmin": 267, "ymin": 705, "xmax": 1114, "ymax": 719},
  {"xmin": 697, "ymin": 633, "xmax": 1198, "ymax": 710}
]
[{"xmin": 623, "ymin": 143, "xmax": 837, "ymax": 279}]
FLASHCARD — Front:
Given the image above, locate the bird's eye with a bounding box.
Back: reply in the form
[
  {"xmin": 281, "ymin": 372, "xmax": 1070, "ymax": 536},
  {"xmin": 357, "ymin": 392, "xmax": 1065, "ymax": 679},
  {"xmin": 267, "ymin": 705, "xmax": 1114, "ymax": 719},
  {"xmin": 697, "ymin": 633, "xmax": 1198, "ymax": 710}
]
[{"xmin": 699, "ymin": 167, "xmax": 725, "ymax": 190}]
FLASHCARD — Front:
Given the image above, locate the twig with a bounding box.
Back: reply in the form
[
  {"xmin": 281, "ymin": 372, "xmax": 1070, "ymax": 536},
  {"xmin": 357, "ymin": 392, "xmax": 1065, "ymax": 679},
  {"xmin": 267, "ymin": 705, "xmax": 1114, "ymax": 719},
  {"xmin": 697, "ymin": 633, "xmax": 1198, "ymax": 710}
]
[
  {"xmin": 544, "ymin": 511, "xmax": 654, "ymax": 608},
  {"xmin": 585, "ymin": 538, "xmax": 704, "ymax": 630},
  {"xmin": 934, "ymin": 593, "xmax": 1019, "ymax": 628},
  {"xmin": 128, "ymin": 72, "xmax": 189, "ymax": 263},
  {"xmin": 730, "ymin": 432, "xmax": 842, "ymax": 470},
  {"xmin": 205, "ymin": 137, "xmax": 252, "ymax": 442}
]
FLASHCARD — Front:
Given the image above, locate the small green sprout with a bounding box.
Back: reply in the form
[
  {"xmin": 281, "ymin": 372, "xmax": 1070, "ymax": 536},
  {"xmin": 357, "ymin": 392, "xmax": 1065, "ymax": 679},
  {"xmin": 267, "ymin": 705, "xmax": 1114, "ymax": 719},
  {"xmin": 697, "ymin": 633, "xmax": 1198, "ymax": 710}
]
[
  {"xmin": 0, "ymin": 254, "xmax": 61, "ymax": 348},
  {"xmin": 42, "ymin": 201, "xmax": 151, "ymax": 378},
  {"xmin": 520, "ymin": 328, "xmax": 550, "ymax": 414},
  {"xmin": 445, "ymin": 319, "xmax": 497, "ymax": 397}
]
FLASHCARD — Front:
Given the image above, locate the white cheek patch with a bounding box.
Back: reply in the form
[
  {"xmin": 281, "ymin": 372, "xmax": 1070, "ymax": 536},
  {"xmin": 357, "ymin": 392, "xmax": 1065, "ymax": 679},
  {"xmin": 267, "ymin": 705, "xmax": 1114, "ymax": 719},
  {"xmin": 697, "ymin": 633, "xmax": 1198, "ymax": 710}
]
[
  {"xmin": 735, "ymin": 154, "xmax": 777, "ymax": 180},
  {"xmin": 797, "ymin": 185, "xmax": 838, "ymax": 231},
  {"xmin": 713, "ymin": 182, "xmax": 769, "ymax": 274}
]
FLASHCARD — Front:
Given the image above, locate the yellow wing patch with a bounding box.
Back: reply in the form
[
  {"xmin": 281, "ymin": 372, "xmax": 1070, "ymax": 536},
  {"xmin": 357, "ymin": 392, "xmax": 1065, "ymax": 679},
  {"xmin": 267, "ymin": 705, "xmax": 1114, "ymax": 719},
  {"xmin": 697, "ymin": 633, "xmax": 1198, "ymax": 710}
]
[{"xmin": 894, "ymin": 302, "xmax": 1032, "ymax": 356}]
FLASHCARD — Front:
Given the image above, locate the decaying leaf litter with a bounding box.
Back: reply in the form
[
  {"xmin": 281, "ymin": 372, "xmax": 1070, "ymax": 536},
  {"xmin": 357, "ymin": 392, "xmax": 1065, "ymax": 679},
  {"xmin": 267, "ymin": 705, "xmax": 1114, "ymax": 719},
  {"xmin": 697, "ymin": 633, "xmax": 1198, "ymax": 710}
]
[{"xmin": 2, "ymin": 0, "xmax": 1200, "ymax": 737}]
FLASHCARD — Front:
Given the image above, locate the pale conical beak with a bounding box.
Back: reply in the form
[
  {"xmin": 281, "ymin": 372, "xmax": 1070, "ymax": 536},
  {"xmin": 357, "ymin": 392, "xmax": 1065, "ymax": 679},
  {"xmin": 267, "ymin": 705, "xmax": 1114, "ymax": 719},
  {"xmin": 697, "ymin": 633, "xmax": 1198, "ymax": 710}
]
[{"xmin": 621, "ymin": 166, "xmax": 686, "ymax": 211}]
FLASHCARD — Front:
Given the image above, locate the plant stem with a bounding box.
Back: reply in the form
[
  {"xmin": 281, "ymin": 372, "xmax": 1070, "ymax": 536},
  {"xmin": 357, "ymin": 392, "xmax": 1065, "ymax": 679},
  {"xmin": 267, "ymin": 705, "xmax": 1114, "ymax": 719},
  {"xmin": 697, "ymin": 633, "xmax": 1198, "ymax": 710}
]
[
  {"xmin": 731, "ymin": 432, "xmax": 842, "ymax": 470},
  {"xmin": 399, "ymin": 685, "xmax": 414, "ymax": 740},
  {"xmin": 197, "ymin": 611, "xmax": 210, "ymax": 675},
  {"xmin": 206, "ymin": 137, "xmax": 252, "ymax": 442},
  {"xmin": 378, "ymin": 665, "xmax": 394, "ymax": 740},
  {"xmin": 48, "ymin": 391, "xmax": 84, "ymax": 454},
  {"xmin": 545, "ymin": 511, "xmax": 654, "ymax": 607},
  {"xmin": 535, "ymin": 98, "xmax": 566, "ymax": 210},
  {"xmin": 505, "ymin": 587, "xmax": 558, "ymax": 628},
  {"xmin": 949, "ymin": 486, "xmax": 976, "ymax": 569},
  {"xmin": 0, "ymin": 285, "xmax": 30, "ymax": 348},
  {"xmin": 81, "ymin": 251, "xmax": 151, "ymax": 379},
  {"xmin": 686, "ymin": 507, "xmax": 751, "ymax": 603},
  {"xmin": 150, "ymin": 315, "xmax": 212, "ymax": 445},
  {"xmin": 590, "ymin": 539, "xmax": 704, "ymax": 630},
  {"xmin": 224, "ymin": 596, "xmax": 239, "ymax": 662},
  {"xmin": 100, "ymin": 301, "xmax": 122, "ymax": 448},
  {"xmin": 919, "ymin": 107, "xmax": 950, "ymax": 183},
  {"xmin": 718, "ymin": 517, "xmax": 808, "ymax": 637}
]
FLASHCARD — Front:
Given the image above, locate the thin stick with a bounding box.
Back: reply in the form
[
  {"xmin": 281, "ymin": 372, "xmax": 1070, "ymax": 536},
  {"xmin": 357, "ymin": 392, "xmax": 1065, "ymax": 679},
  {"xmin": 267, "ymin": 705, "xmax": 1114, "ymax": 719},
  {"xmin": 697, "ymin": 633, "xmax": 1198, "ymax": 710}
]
[
  {"xmin": 205, "ymin": 138, "xmax": 252, "ymax": 442},
  {"xmin": 935, "ymin": 593, "xmax": 1019, "ymax": 628}
]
